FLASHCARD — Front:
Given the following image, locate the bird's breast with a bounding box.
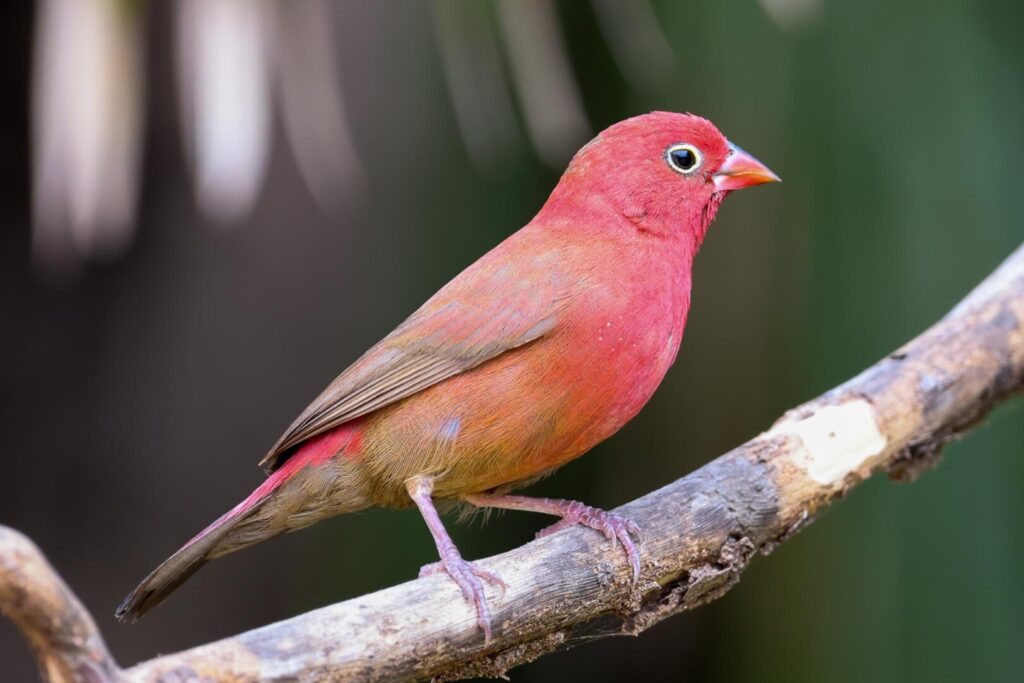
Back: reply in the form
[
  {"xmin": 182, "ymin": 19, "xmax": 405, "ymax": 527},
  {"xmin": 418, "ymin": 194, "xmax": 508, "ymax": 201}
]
[
  {"xmin": 357, "ymin": 237, "xmax": 694, "ymax": 503},
  {"xmin": 550, "ymin": 262, "xmax": 690, "ymax": 440}
]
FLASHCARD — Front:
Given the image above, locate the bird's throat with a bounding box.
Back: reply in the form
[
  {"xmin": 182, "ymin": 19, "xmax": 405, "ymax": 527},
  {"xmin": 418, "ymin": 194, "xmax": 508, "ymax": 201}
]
[{"xmin": 696, "ymin": 192, "xmax": 727, "ymax": 248}]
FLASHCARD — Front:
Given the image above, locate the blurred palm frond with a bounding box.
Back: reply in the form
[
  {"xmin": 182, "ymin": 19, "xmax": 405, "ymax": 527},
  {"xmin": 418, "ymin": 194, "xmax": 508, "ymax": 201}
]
[
  {"xmin": 757, "ymin": 0, "xmax": 822, "ymax": 32},
  {"xmin": 29, "ymin": 0, "xmax": 680, "ymax": 277},
  {"xmin": 31, "ymin": 0, "xmax": 145, "ymax": 277},
  {"xmin": 590, "ymin": 0, "xmax": 675, "ymax": 93},
  {"xmin": 177, "ymin": 0, "xmax": 273, "ymax": 227},
  {"xmin": 276, "ymin": 0, "xmax": 366, "ymax": 217},
  {"xmin": 496, "ymin": 0, "xmax": 591, "ymax": 168},
  {"xmin": 433, "ymin": 1, "xmax": 525, "ymax": 173}
]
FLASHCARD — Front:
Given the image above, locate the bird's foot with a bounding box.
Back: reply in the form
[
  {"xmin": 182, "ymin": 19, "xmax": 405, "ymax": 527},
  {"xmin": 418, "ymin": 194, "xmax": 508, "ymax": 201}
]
[
  {"xmin": 419, "ymin": 554, "xmax": 505, "ymax": 641},
  {"xmin": 407, "ymin": 478, "xmax": 506, "ymax": 642},
  {"xmin": 418, "ymin": 560, "xmax": 445, "ymax": 578},
  {"xmin": 537, "ymin": 502, "xmax": 642, "ymax": 582}
]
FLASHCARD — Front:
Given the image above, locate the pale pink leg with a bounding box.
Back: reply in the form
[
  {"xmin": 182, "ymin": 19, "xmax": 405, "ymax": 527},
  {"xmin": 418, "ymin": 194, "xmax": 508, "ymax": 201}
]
[
  {"xmin": 463, "ymin": 494, "xmax": 642, "ymax": 582},
  {"xmin": 406, "ymin": 479, "xmax": 505, "ymax": 642}
]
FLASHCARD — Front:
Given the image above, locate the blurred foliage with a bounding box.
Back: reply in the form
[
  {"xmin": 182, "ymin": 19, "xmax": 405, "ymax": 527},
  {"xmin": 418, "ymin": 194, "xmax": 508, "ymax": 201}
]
[{"xmin": 1, "ymin": 1, "xmax": 1022, "ymax": 681}]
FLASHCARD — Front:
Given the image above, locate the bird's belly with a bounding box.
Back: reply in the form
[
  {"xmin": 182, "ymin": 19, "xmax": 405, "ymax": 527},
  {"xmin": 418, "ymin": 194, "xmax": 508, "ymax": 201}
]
[{"xmin": 356, "ymin": 320, "xmax": 679, "ymax": 506}]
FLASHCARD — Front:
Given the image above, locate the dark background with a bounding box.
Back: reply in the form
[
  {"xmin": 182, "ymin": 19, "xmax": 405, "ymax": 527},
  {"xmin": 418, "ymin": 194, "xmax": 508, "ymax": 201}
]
[{"xmin": 2, "ymin": 1, "xmax": 1023, "ymax": 681}]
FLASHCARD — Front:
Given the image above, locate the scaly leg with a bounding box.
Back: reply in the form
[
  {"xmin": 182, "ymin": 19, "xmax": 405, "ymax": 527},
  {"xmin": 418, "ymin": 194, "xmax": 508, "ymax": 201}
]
[
  {"xmin": 462, "ymin": 493, "xmax": 642, "ymax": 582},
  {"xmin": 406, "ymin": 478, "xmax": 506, "ymax": 642}
]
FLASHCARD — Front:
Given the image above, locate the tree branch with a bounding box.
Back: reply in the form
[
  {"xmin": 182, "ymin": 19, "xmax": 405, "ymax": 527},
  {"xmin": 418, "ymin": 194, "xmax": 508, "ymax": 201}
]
[
  {"xmin": 0, "ymin": 528, "xmax": 122, "ymax": 683},
  {"xmin": 4, "ymin": 243, "xmax": 1023, "ymax": 682}
]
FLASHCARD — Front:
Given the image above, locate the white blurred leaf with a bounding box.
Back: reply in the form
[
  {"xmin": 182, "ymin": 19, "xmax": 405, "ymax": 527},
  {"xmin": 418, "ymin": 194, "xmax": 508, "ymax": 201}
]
[
  {"xmin": 31, "ymin": 0, "xmax": 144, "ymax": 274},
  {"xmin": 178, "ymin": 0, "xmax": 273, "ymax": 226}
]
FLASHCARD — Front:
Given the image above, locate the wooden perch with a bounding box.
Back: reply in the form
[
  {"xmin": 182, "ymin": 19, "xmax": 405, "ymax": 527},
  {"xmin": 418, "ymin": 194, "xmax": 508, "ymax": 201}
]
[
  {"xmin": 0, "ymin": 527, "xmax": 121, "ymax": 683},
  {"xmin": 4, "ymin": 242, "xmax": 1024, "ymax": 682}
]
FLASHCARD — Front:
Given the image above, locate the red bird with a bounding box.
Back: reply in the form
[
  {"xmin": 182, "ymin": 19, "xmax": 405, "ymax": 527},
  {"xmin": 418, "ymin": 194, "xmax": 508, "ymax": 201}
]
[{"xmin": 117, "ymin": 112, "xmax": 778, "ymax": 640}]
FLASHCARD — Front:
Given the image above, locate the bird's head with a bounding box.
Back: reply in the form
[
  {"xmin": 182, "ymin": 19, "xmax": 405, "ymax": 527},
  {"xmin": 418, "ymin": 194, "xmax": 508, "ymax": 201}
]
[{"xmin": 545, "ymin": 112, "xmax": 779, "ymax": 247}]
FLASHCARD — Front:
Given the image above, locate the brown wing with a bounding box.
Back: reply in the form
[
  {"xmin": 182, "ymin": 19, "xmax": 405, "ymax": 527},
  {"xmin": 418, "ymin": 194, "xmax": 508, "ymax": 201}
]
[{"xmin": 259, "ymin": 246, "xmax": 574, "ymax": 471}]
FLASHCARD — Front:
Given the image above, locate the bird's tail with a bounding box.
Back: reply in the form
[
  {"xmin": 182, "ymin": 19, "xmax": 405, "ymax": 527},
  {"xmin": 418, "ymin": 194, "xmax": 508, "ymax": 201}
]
[
  {"xmin": 114, "ymin": 483, "xmax": 281, "ymax": 621},
  {"xmin": 116, "ymin": 425, "xmax": 371, "ymax": 621}
]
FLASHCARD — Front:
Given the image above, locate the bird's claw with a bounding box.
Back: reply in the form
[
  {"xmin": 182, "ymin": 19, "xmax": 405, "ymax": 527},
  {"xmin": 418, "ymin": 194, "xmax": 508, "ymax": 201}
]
[
  {"xmin": 418, "ymin": 560, "xmax": 445, "ymax": 578},
  {"xmin": 537, "ymin": 504, "xmax": 642, "ymax": 582},
  {"xmin": 419, "ymin": 556, "xmax": 505, "ymax": 641}
]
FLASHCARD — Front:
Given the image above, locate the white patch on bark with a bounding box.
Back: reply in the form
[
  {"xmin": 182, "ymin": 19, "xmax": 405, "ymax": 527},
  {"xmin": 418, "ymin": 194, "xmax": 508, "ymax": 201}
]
[{"xmin": 766, "ymin": 400, "xmax": 887, "ymax": 485}]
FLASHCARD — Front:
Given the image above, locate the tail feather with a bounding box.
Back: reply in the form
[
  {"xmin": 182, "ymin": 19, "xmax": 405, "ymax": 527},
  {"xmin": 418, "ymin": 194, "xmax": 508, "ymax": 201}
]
[
  {"xmin": 117, "ymin": 425, "xmax": 370, "ymax": 621},
  {"xmin": 115, "ymin": 496, "xmax": 277, "ymax": 621}
]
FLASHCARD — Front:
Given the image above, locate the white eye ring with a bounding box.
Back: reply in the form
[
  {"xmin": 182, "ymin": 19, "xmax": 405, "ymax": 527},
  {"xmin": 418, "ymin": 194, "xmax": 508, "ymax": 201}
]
[{"xmin": 665, "ymin": 143, "xmax": 702, "ymax": 174}]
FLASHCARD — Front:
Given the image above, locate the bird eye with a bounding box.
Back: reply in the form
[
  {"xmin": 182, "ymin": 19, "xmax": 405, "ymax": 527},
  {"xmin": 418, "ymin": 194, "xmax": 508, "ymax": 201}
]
[{"xmin": 665, "ymin": 143, "xmax": 702, "ymax": 174}]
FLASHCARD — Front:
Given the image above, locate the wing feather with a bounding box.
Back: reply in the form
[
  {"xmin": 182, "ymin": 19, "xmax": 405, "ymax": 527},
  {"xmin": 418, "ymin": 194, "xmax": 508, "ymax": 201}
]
[{"xmin": 260, "ymin": 246, "xmax": 573, "ymax": 471}]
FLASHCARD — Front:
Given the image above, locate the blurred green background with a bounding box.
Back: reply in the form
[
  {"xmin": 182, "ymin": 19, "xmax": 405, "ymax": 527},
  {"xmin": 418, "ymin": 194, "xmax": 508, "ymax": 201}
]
[{"xmin": 1, "ymin": 1, "xmax": 1022, "ymax": 680}]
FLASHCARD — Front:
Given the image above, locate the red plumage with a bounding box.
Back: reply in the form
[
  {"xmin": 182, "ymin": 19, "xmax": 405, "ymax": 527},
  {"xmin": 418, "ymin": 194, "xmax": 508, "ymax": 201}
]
[{"xmin": 117, "ymin": 112, "xmax": 779, "ymax": 640}]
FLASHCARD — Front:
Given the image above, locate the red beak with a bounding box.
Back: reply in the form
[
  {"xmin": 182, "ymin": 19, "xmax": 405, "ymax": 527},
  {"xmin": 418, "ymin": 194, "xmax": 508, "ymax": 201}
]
[{"xmin": 713, "ymin": 142, "xmax": 781, "ymax": 192}]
